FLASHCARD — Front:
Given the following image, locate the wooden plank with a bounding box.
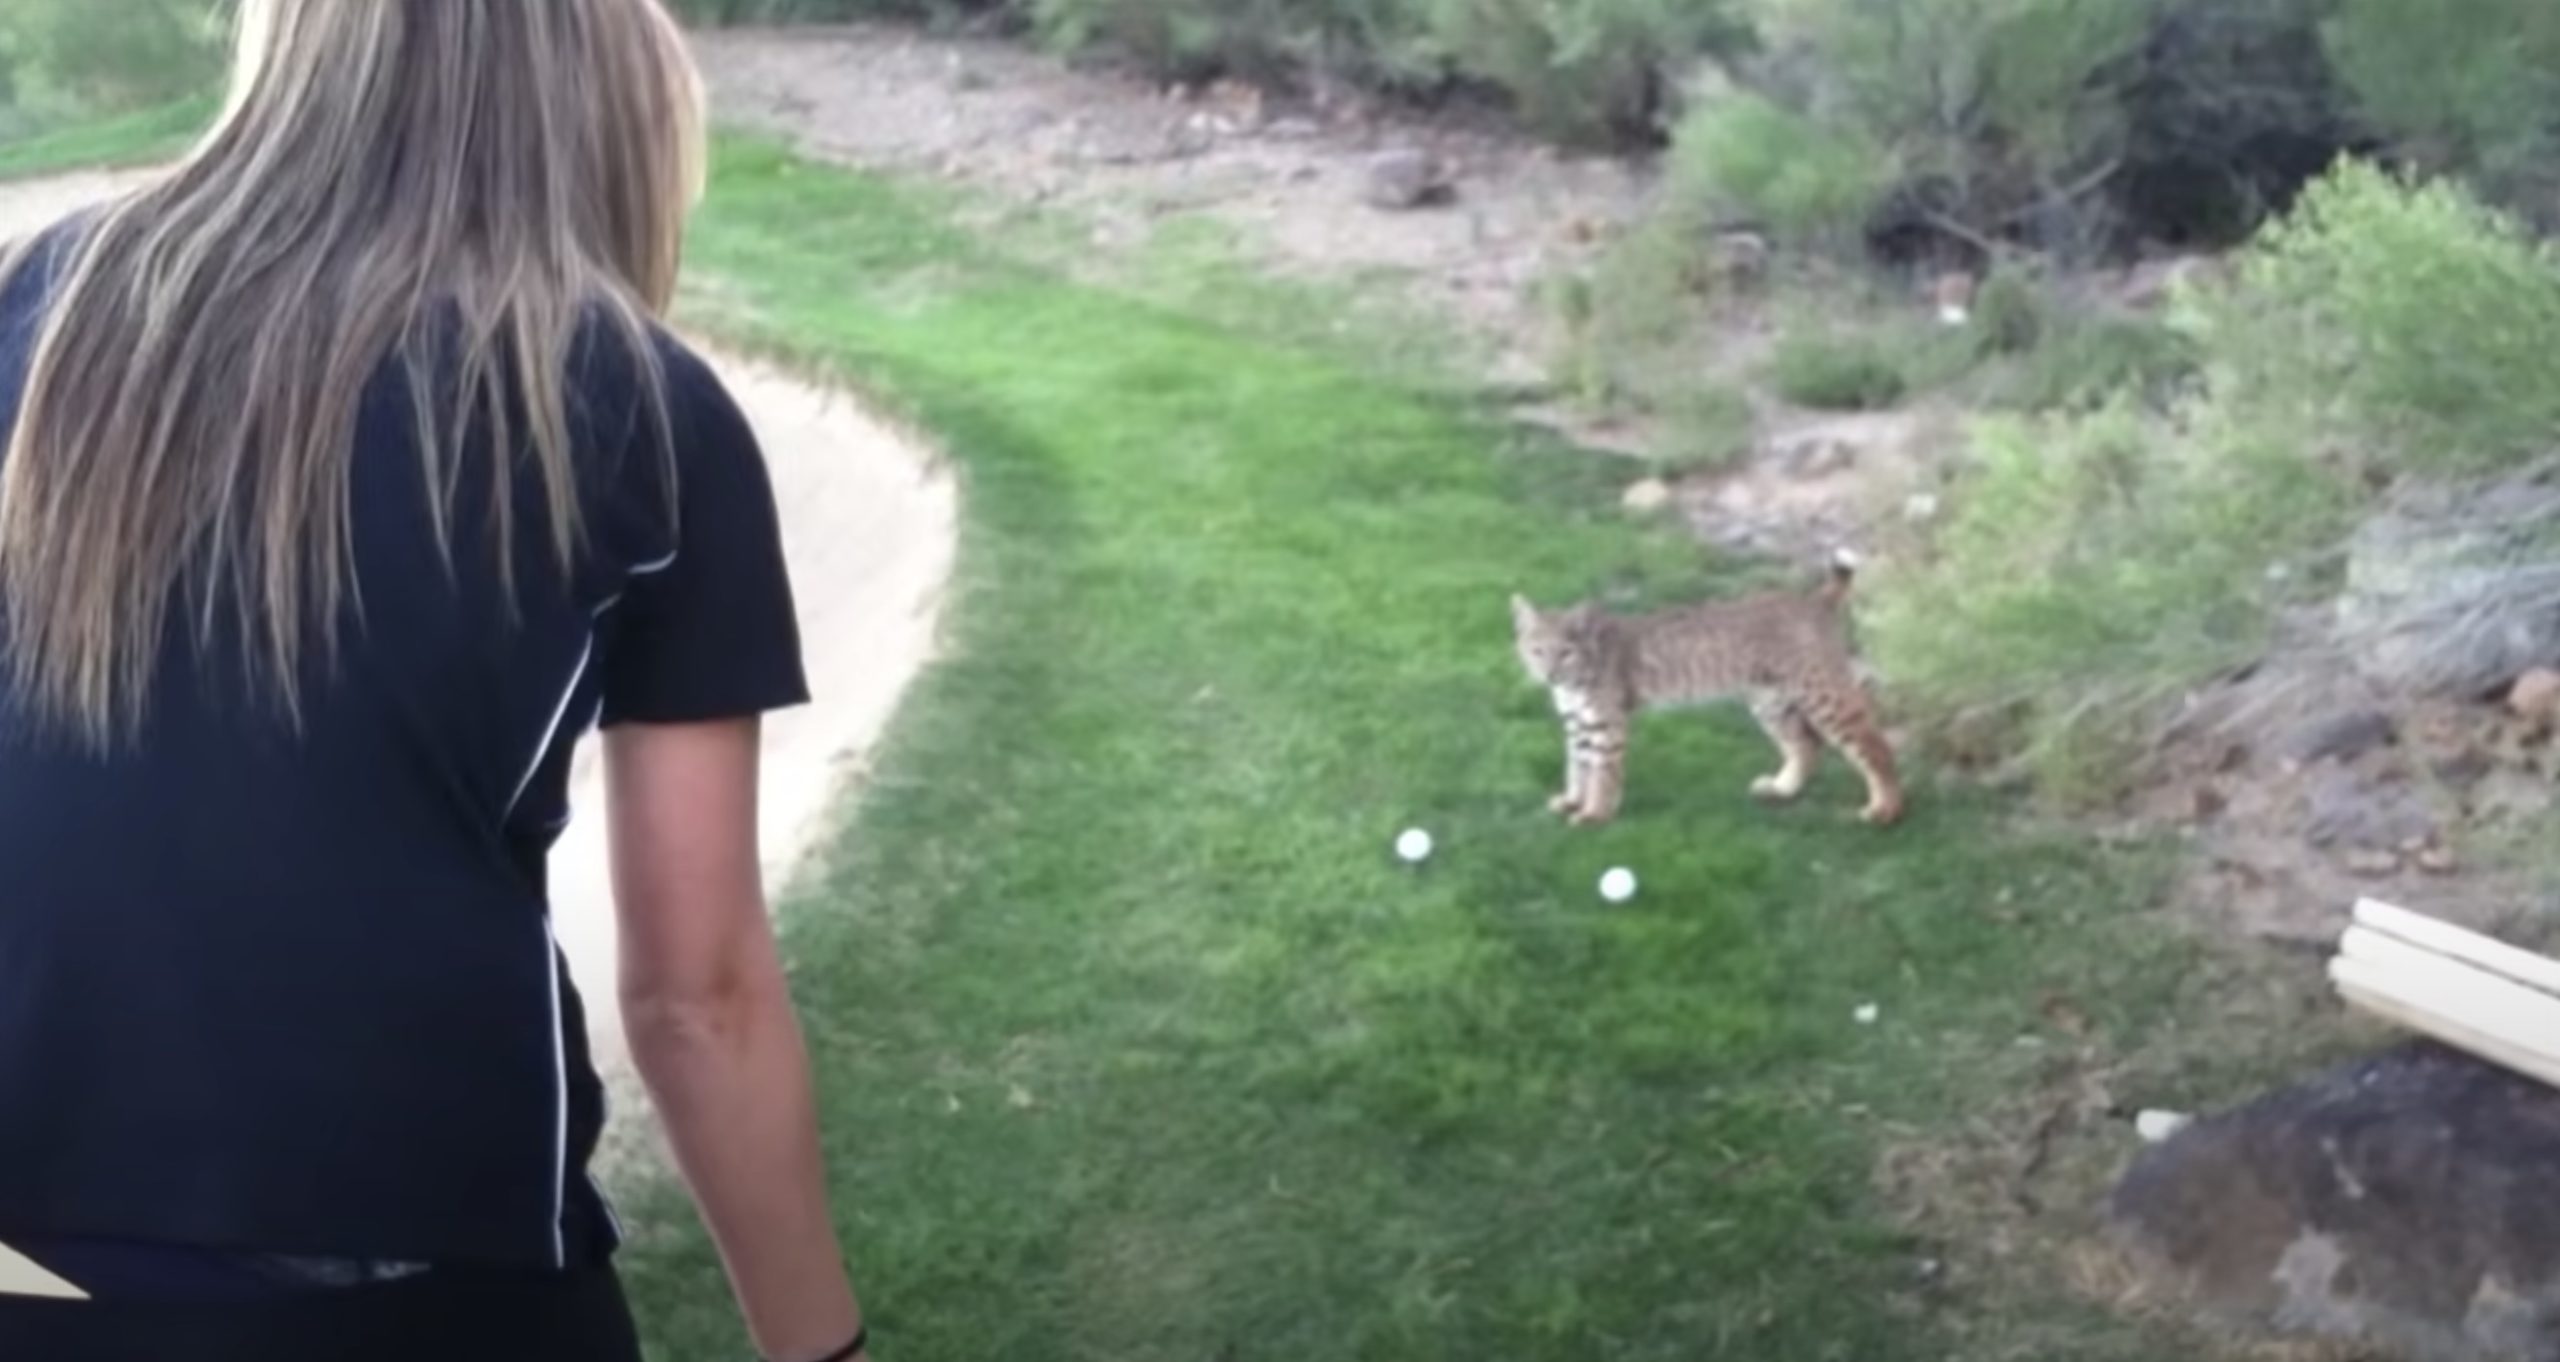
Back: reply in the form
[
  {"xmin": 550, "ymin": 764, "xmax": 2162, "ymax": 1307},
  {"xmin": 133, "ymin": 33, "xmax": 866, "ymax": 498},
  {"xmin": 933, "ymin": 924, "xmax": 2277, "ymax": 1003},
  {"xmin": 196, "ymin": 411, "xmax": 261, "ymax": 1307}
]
[
  {"xmin": 2331, "ymin": 955, "xmax": 2560, "ymax": 1092},
  {"xmin": 2336, "ymin": 926, "xmax": 2560, "ymax": 1050},
  {"xmin": 2352, "ymin": 897, "xmax": 2560, "ymax": 999}
]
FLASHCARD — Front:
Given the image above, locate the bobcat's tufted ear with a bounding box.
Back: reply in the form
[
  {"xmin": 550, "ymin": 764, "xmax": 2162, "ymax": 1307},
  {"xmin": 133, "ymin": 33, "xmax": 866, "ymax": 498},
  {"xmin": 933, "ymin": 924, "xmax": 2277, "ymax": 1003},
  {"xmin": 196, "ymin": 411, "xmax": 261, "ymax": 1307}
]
[{"xmin": 1510, "ymin": 593, "xmax": 1538, "ymax": 629}]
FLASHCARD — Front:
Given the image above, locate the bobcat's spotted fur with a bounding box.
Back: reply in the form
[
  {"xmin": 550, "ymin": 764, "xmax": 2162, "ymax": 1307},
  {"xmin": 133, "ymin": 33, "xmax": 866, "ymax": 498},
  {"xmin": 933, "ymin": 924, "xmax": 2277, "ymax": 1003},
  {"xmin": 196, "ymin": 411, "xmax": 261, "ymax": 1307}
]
[{"xmin": 1510, "ymin": 556, "xmax": 1903, "ymax": 827}]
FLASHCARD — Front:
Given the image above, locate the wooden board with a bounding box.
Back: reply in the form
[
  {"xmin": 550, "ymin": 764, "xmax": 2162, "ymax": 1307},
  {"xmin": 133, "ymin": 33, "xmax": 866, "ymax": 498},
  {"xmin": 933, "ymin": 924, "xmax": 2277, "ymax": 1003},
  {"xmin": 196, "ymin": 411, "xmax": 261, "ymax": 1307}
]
[
  {"xmin": 2352, "ymin": 897, "xmax": 2560, "ymax": 999},
  {"xmin": 2330, "ymin": 934, "xmax": 2560, "ymax": 1092}
]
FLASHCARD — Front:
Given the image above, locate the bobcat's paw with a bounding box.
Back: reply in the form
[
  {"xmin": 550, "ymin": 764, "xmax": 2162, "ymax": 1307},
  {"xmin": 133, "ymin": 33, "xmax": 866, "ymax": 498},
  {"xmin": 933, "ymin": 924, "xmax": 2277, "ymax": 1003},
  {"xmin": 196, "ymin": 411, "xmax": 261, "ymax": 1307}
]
[
  {"xmin": 1548, "ymin": 792, "xmax": 1581, "ymax": 815},
  {"xmin": 1569, "ymin": 806, "xmax": 1617, "ymax": 827},
  {"xmin": 1860, "ymin": 795, "xmax": 1906, "ymax": 827},
  {"xmin": 1749, "ymin": 774, "xmax": 1803, "ymax": 803}
]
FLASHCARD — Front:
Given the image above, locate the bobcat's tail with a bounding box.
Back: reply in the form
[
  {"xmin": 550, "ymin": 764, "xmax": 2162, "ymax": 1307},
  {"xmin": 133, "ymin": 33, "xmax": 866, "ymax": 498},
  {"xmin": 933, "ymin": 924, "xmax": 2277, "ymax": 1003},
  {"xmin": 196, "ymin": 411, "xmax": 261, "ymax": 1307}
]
[{"xmin": 1817, "ymin": 546, "xmax": 1861, "ymax": 607}]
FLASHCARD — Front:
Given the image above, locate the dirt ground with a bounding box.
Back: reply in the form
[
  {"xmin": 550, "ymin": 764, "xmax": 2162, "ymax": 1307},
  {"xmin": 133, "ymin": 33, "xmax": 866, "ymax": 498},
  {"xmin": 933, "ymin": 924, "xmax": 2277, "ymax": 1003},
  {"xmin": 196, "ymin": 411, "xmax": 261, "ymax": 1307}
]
[
  {"xmin": 690, "ymin": 25, "xmax": 1658, "ymax": 390},
  {"xmin": 0, "ymin": 172, "xmax": 961, "ymax": 1178}
]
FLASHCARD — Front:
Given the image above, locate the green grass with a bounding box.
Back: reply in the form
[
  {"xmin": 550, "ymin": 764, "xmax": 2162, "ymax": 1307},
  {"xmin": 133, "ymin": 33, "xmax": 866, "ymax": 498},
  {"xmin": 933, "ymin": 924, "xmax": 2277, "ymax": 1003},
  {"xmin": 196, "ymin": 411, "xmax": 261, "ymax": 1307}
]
[
  {"xmin": 0, "ymin": 94, "xmax": 210, "ymax": 179},
  {"xmin": 610, "ymin": 137, "xmax": 2254, "ymax": 1361},
  {"xmin": 1, "ymin": 106, "xmax": 2286, "ymax": 1361}
]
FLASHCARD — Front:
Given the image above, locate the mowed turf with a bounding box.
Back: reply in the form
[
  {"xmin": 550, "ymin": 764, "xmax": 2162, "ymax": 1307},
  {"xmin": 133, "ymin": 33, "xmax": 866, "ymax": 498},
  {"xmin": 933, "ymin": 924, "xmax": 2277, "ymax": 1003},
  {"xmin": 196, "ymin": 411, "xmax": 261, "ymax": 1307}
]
[
  {"xmin": 5, "ymin": 119, "xmax": 2203, "ymax": 1361},
  {"xmin": 612, "ymin": 140, "xmax": 2205, "ymax": 1362}
]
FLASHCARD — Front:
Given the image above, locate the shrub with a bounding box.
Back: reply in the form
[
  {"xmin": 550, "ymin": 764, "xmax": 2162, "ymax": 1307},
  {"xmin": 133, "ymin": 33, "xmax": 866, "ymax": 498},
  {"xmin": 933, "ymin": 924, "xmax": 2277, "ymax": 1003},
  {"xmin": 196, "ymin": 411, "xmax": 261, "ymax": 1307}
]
[
  {"xmin": 1966, "ymin": 265, "xmax": 2046, "ymax": 355},
  {"xmin": 1981, "ymin": 310, "xmax": 2200, "ymax": 412},
  {"xmin": 0, "ymin": 0, "xmax": 223, "ymax": 124},
  {"xmin": 1872, "ymin": 160, "xmax": 2560, "ymax": 803},
  {"xmin": 1765, "ymin": 329, "xmax": 1906, "ymax": 410},
  {"xmin": 2111, "ymin": 0, "xmax": 2364, "ymax": 249},
  {"xmin": 1863, "ymin": 399, "xmax": 2325, "ymax": 802},
  {"xmin": 1738, "ymin": 0, "xmax": 2156, "ymax": 253},
  {"xmin": 1661, "ymin": 91, "xmax": 1888, "ymax": 250},
  {"xmin": 2196, "ymin": 157, "xmax": 2560, "ymax": 478},
  {"xmin": 1420, "ymin": 0, "xmax": 1753, "ymax": 144},
  {"xmin": 2320, "ymin": 0, "xmax": 2560, "ymax": 222},
  {"xmin": 1649, "ymin": 380, "xmax": 1756, "ymax": 474}
]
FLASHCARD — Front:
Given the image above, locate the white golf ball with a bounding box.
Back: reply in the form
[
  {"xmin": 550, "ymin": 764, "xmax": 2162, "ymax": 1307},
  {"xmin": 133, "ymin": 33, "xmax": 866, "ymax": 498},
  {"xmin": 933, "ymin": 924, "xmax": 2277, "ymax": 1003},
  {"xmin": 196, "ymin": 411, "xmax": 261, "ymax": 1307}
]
[
  {"xmin": 1598, "ymin": 867, "xmax": 1637, "ymax": 903},
  {"xmin": 1395, "ymin": 828, "xmax": 1434, "ymax": 863}
]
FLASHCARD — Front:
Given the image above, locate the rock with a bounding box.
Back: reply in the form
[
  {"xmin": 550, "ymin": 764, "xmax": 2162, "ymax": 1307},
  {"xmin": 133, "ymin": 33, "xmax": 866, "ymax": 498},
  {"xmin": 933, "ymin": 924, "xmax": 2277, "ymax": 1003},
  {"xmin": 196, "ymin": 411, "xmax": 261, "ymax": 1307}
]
[
  {"xmin": 2343, "ymin": 847, "xmax": 2402, "ymax": 878},
  {"xmin": 2109, "ymin": 1042, "xmax": 2560, "ymax": 1362},
  {"xmin": 2510, "ymin": 668, "xmax": 2560, "ymax": 725},
  {"xmin": 1775, "ymin": 434, "xmax": 1857, "ymax": 480},
  {"xmin": 2304, "ymin": 767, "xmax": 2438, "ymax": 850},
  {"xmin": 2337, "ymin": 480, "xmax": 2560, "ymax": 698},
  {"xmin": 2279, "ymin": 708, "xmax": 2398, "ymax": 766},
  {"xmin": 2417, "ymin": 844, "xmax": 2459, "ymax": 875},
  {"xmin": 1706, "ymin": 230, "xmax": 1771, "ymax": 286},
  {"xmin": 2136, "ymin": 1109, "xmax": 2194, "ymax": 1143},
  {"xmin": 1621, "ymin": 478, "xmax": 1672, "ymax": 514},
  {"xmin": 1360, "ymin": 149, "xmax": 1454, "ymax": 210}
]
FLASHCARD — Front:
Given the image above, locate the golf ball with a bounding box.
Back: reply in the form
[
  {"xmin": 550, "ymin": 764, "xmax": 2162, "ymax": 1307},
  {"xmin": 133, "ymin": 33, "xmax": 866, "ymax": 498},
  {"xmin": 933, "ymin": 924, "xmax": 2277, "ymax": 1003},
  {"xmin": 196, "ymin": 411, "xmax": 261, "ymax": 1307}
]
[
  {"xmin": 1395, "ymin": 828, "xmax": 1434, "ymax": 863},
  {"xmin": 1598, "ymin": 867, "xmax": 1637, "ymax": 902}
]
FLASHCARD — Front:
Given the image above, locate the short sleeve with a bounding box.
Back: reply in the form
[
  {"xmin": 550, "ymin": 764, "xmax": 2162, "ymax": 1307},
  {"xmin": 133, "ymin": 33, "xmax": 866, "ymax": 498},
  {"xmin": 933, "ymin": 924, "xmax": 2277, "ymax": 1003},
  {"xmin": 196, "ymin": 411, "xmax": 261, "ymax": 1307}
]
[{"xmin": 596, "ymin": 345, "xmax": 810, "ymax": 727}]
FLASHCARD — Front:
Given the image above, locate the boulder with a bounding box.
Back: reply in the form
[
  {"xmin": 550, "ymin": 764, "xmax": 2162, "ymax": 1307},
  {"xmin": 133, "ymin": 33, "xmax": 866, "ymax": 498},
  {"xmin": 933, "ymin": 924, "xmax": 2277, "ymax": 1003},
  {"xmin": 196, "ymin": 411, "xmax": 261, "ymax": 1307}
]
[
  {"xmin": 2110, "ymin": 1042, "xmax": 2560, "ymax": 1362},
  {"xmin": 1360, "ymin": 148, "xmax": 1454, "ymax": 211},
  {"xmin": 2511, "ymin": 669, "xmax": 2560, "ymax": 726},
  {"xmin": 1621, "ymin": 478, "xmax": 1672, "ymax": 514},
  {"xmin": 2337, "ymin": 479, "xmax": 2560, "ymax": 698},
  {"xmin": 2280, "ymin": 707, "xmax": 2398, "ymax": 766}
]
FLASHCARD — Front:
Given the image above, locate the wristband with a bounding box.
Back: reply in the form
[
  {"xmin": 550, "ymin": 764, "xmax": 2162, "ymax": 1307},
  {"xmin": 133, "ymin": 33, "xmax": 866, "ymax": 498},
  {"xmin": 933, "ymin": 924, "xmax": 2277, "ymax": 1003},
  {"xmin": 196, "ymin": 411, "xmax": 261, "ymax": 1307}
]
[{"xmin": 774, "ymin": 1326, "xmax": 866, "ymax": 1362}]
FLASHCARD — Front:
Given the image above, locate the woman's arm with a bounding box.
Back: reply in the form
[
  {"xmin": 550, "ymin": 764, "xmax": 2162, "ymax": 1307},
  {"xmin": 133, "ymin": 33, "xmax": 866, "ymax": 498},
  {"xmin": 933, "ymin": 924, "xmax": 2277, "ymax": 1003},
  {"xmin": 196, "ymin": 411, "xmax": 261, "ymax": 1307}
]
[{"xmin": 606, "ymin": 715, "xmax": 866, "ymax": 1362}]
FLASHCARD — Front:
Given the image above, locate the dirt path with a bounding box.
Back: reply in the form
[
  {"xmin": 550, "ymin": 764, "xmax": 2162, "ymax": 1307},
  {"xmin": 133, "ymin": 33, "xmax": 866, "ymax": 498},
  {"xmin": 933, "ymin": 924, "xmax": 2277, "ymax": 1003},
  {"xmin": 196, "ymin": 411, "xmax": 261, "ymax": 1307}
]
[
  {"xmin": 0, "ymin": 173, "xmax": 959, "ymax": 1164},
  {"xmin": 691, "ymin": 24, "xmax": 1655, "ymax": 390}
]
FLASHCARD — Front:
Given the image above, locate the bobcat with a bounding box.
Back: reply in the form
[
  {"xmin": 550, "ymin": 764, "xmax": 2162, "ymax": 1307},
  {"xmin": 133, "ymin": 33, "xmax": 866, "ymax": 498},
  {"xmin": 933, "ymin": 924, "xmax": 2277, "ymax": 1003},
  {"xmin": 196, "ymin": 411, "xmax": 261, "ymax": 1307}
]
[{"xmin": 1510, "ymin": 554, "xmax": 1904, "ymax": 827}]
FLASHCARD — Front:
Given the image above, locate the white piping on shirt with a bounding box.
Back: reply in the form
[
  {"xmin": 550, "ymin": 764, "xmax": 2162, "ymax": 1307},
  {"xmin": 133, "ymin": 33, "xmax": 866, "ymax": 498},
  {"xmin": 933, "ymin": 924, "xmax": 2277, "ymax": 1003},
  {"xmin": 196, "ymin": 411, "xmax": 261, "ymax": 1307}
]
[{"xmin": 516, "ymin": 546, "xmax": 679, "ymax": 1267}]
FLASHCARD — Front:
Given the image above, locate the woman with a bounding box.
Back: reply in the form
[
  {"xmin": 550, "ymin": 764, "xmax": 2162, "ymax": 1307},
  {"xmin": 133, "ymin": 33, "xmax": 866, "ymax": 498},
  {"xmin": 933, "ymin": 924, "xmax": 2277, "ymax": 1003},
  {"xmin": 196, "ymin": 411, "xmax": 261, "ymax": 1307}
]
[{"xmin": 0, "ymin": 3, "xmax": 869, "ymax": 1360}]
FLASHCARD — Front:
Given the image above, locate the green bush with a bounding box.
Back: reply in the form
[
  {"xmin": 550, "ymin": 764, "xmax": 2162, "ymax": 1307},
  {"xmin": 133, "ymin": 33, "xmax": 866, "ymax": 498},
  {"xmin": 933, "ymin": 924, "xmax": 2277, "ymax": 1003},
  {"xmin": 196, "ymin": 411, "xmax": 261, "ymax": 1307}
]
[
  {"xmin": 1420, "ymin": 0, "xmax": 1752, "ymax": 144},
  {"xmin": 1765, "ymin": 329, "xmax": 1907, "ymax": 410},
  {"xmin": 1662, "ymin": 91, "xmax": 1887, "ymax": 249},
  {"xmin": 2197, "ymin": 157, "xmax": 2560, "ymax": 477},
  {"xmin": 2321, "ymin": 0, "xmax": 2560, "ymax": 221},
  {"xmin": 1864, "ymin": 399, "xmax": 2322, "ymax": 802},
  {"xmin": 1966, "ymin": 266, "xmax": 2045, "ymax": 355},
  {"xmin": 1872, "ymin": 159, "xmax": 2560, "ymax": 803},
  {"xmin": 1649, "ymin": 380, "xmax": 1756, "ymax": 474},
  {"xmin": 1981, "ymin": 310, "xmax": 2200, "ymax": 412},
  {"xmin": 1739, "ymin": 0, "xmax": 2155, "ymax": 249},
  {"xmin": 0, "ymin": 0, "xmax": 223, "ymax": 128}
]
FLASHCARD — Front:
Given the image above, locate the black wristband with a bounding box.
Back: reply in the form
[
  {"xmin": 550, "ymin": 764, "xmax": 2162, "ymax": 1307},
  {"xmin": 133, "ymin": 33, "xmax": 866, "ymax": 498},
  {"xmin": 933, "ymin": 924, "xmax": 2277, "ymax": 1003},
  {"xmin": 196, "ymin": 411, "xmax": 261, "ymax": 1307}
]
[{"xmin": 775, "ymin": 1327, "xmax": 866, "ymax": 1362}]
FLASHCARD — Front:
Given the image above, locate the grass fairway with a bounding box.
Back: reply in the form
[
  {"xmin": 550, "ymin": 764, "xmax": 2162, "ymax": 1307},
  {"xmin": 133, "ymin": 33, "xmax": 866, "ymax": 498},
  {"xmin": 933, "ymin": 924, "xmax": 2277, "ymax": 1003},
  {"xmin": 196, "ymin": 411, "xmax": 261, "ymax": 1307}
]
[
  {"xmin": 4, "ymin": 118, "xmax": 2218, "ymax": 1361},
  {"xmin": 612, "ymin": 140, "xmax": 2213, "ymax": 1362}
]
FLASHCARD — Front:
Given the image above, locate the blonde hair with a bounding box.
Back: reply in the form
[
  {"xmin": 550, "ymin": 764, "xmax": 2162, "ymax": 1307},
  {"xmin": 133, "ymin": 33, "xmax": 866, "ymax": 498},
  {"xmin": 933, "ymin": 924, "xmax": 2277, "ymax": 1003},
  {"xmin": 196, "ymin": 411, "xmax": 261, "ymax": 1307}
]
[{"xmin": 0, "ymin": 0, "xmax": 708, "ymax": 748}]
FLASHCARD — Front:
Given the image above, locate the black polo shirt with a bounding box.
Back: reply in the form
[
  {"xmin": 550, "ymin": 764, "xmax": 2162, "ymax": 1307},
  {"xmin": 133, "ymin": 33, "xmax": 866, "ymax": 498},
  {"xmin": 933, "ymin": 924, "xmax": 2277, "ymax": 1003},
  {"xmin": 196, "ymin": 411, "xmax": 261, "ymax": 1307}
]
[{"xmin": 0, "ymin": 218, "xmax": 808, "ymax": 1272}]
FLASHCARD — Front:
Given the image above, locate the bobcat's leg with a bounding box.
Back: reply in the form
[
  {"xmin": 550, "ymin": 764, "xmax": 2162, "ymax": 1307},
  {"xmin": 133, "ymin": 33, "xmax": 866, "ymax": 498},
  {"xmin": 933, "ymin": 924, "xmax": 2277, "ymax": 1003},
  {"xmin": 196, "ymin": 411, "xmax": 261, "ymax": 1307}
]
[
  {"xmin": 1804, "ymin": 692, "xmax": 1904, "ymax": 826},
  {"xmin": 1568, "ymin": 711, "xmax": 1628, "ymax": 825},
  {"xmin": 1747, "ymin": 694, "xmax": 1823, "ymax": 803},
  {"xmin": 1549, "ymin": 726, "xmax": 1582, "ymax": 815}
]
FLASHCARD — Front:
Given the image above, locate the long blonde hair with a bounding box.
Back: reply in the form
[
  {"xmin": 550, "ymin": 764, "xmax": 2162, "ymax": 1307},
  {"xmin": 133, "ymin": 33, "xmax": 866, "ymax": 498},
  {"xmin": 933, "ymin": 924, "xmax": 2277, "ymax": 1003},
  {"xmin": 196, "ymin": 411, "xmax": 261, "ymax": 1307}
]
[{"xmin": 0, "ymin": 0, "xmax": 707, "ymax": 748}]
